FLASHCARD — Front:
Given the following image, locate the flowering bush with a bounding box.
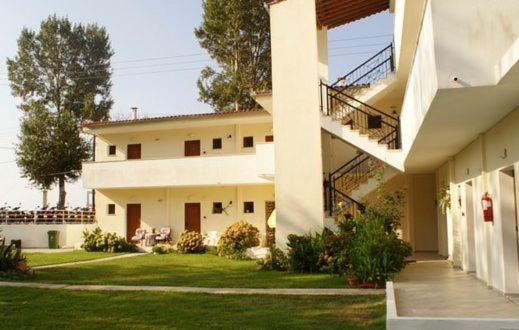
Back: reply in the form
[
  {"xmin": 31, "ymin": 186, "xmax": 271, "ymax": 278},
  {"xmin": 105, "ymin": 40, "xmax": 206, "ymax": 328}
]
[
  {"xmin": 82, "ymin": 228, "xmax": 136, "ymax": 253},
  {"xmin": 152, "ymin": 244, "xmax": 174, "ymax": 254},
  {"xmin": 217, "ymin": 221, "xmax": 260, "ymax": 259},
  {"xmin": 177, "ymin": 231, "xmax": 206, "ymax": 254}
]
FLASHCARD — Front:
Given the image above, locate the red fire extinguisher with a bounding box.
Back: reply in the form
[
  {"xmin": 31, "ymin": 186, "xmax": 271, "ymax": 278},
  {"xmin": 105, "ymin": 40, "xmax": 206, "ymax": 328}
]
[{"xmin": 481, "ymin": 192, "xmax": 493, "ymax": 222}]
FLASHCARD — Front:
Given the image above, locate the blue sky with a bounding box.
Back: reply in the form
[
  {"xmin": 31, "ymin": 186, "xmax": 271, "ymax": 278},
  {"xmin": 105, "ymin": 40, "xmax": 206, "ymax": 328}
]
[{"xmin": 0, "ymin": 0, "xmax": 392, "ymax": 208}]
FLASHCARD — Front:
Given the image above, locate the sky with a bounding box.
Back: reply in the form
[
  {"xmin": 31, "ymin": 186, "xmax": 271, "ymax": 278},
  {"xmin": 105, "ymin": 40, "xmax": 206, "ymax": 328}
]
[{"xmin": 0, "ymin": 0, "xmax": 393, "ymax": 209}]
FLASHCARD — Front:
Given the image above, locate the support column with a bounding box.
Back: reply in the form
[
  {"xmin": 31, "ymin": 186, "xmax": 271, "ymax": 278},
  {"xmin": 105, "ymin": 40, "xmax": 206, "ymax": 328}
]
[{"xmin": 269, "ymin": 0, "xmax": 327, "ymax": 247}]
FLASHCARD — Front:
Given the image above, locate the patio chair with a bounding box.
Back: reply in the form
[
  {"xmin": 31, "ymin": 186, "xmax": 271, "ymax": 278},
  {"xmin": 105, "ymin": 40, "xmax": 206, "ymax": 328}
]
[
  {"xmin": 154, "ymin": 227, "xmax": 171, "ymax": 243},
  {"xmin": 204, "ymin": 231, "xmax": 218, "ymax": 246},
  {"xmin": 131, "ymin": 228, "xmax": 146, "ymax": 244}
]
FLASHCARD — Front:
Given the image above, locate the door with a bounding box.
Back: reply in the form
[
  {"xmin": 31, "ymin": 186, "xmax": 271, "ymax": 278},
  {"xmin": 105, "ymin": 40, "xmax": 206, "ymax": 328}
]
[
  {"xmin": 185, "ymin": 203, "xmax": 201, "ymax": 232},
  {"xmin": 184, "ymin": 140, "xmax": 201, "ymax": 156},
  {"xmin": 265, "ymin": 201, "xmax": 275, "ymax": 245},
  {"xmin": 127, "ymin": 144, "xmax": 141, "ymax": 160},
  {"xmin": 126, "ymin": 204, "xmax": 141, "ymax": 241}
]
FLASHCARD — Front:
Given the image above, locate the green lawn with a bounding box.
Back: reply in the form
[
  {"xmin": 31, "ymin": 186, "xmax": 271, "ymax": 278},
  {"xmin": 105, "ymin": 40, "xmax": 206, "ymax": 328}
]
[
  {"xmin": 30, "ymin": 252, "xmax": 347, "ymax": 288},
  {"xmin": 24, "ymin": 250, "xmax": 125, "ymax": 267},
  {"xmin": 0, "ymin": 287, "xmax": 385, "ymax": 329}
]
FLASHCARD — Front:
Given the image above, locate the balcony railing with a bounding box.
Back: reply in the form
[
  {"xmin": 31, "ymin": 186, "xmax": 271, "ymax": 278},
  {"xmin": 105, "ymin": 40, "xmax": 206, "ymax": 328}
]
[
  {"xmin": 82, "ymin": 145, "xmax": 275, "ymax": 189},
  {"xmin": 0, "ymin": 209, "xmax": 96, "ymax": 225}
]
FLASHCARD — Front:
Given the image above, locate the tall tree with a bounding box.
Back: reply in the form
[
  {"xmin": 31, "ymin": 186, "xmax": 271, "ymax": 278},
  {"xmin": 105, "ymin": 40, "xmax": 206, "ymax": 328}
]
[
  {"xmin": 7, "ymin": 15, "xmax": 113, "ymax": 208},
  {"xmin": 195, "ymin": 0, "xmax": 271, "ymax": 112}
]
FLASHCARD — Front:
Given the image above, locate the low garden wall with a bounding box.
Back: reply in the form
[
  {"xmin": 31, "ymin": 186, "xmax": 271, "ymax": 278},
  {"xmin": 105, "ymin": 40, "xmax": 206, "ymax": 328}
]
[{"xmin": 0, "ymin": 224, "xmax": 97, "ymax": 248}]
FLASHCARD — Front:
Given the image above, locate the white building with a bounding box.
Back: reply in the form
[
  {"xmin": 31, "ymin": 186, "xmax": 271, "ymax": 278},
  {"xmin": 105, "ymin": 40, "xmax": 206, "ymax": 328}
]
[{"xmin": 81, "ymin": 0, "xmax": 519, "ymax": 306}]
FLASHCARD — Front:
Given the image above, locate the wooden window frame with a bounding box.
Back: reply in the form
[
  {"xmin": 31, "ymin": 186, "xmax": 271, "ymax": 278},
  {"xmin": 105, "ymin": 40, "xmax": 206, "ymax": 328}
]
[
  {"xmin": 212, "ymin": 202, "xmax": 223, "ymax": 214},
  {"xmin": 107, "ymin": 204, "xmax": 116, "ymax": 215},
  {"xmin": 243, "ymin": 136, "xmax": 254, "ymax": 148},
  {"xmin": 108, "ymin": 145, "xmax": 116, "ymax": 156},
  {"xmin": 212, "ymin": 138, "xmax": 222, "ymax": 150},
  {"xmin": 244, "ymin": 201, "xmax": 254, "ymax": 214}
]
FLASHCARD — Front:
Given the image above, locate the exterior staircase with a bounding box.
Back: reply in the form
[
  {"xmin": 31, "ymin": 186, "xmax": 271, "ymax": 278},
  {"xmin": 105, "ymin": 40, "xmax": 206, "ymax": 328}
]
[{"xmin": 322, "ymin": 43, "xmax": 404, "ymax": 216}]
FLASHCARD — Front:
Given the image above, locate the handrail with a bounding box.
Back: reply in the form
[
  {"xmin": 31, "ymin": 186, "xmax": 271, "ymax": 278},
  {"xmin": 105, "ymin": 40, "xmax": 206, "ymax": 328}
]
[
  {"xmin": 332, "ymin": 43, "xmax": 394, "ymax": 87},
  {"xmin": 330, "ymin": 152, "xmax": 365, "ymax": 177},
  {"xmin": 326, "ymin": 83, "xmax": 399, "ymax": 122}
]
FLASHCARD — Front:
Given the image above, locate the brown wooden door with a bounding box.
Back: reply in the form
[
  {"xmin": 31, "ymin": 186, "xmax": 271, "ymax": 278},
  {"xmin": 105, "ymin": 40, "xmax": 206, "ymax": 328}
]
[
  {"xmin": 265, "ymin": 201, "xmax": 275, "ymax": 245},
  {"xmin": 126, "ymin": 204, "xmax": 141, "ymax": 241},
  {"xmin": 185, "ymin": 203, "xmax": 201, "ymax": 233},
  {"xmin": 127, "ymin": 144, "xmax": 141, "ymax": 159},
  {"xmin": 184, "ymin": 140, "xmax": 201, "ymax": 156},
  {"xmin": 265, "ymin": 135, "xmax": 274, "ymax": 142}
]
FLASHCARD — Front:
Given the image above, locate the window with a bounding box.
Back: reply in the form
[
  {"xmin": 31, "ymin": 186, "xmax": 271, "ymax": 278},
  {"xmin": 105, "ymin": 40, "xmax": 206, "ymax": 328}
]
[
  {"xmin": 244, "ymin": 201, "xmax": 254, "ymax": 213},
  {"xmin": 108, "ymin": 145, "xmax": 116, "ymax": 155},
  {"xmin": 212, "ymin": 138, "xmax": 222, "ymax": 150},
  {"xmin": 212, "ymin": 202, "xmax": 223, "ymax": 214},
  {"xmin": 107, "ymin": 204, "xmax": 116, "ymax": 215},
  {"xmin": 265, "ymin": 135, "xmax": 274, "ymax": 142},
  {"xmin": 243, "ymin": 136, "xmax": 254, "ymax": 148}
]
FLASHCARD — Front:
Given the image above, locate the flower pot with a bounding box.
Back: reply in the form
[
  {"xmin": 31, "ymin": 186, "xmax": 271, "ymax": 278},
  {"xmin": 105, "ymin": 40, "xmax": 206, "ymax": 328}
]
[
  {"xmin": 347, "ymin": 275, "xmax": 357, "ymax": 287},
  {"xmin": 16, "ymin": 260, "xmax": 28, "ymax": 273},
  {"xmin": 357, "ymin": 280, "xmax": 376, "ymax": 289}
]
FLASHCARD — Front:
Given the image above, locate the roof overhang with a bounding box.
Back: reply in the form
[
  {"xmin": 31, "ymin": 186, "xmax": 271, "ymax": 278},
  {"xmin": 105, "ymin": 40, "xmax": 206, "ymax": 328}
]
[{"xmin": 315, "ymin": 0, "xmax": 390, "ymax": 29}]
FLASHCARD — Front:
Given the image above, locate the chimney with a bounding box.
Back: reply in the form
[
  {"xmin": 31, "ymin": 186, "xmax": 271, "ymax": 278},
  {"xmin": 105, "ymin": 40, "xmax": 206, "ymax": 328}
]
[{"xmin": 131, "ymin": 107, "xmax": 138, "ymax": 120}]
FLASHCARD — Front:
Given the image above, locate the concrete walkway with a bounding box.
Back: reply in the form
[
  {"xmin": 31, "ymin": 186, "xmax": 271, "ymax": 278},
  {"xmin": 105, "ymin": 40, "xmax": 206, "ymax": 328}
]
[
  {"xmin": 0, "ymin": 281, "xmax": 385, "ymax": 296},
  {"xmin": 32, "ymin": 253, "xmax": 146, "ymax": 270},
  {"xmin": 394, "ymin": 260, "xmax": 519, "ymax": 318}
]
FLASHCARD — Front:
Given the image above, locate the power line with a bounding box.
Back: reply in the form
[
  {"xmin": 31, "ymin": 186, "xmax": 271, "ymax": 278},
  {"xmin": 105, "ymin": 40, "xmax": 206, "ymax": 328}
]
[
  {"xmin": 0, "ymin": 160, "xmax": 15, "ymax": 164},
  {"xmin": 329, "ymin": 50, "xmax": 379, "ymax": 57},
  {"xmin": 328, "ymin": 42, "xmax": 389, "ymax": 50},
  {"xmin": 329, "ymin": 33, "xmax": 393, "ymax": 43}
]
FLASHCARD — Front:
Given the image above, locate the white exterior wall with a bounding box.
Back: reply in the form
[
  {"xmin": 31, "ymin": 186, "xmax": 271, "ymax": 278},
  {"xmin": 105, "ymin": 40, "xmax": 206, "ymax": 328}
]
[
  {"xmin": 95, "ymin": 185, "xmax": 275, "ymax": 244},
  {"xmin": 0, "ymin": 224, "xmax": 97, "ymax": 248},
  {"xmin": 269, "ymin": 0, "xmax": 327, "ymax": 247},
  {"xmin": 440, "ymin": 106, "xmax": 519, "ymax": 294}
]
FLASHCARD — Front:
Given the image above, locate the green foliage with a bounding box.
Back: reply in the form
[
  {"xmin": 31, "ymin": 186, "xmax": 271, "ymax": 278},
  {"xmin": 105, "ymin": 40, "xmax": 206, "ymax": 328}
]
[
  {"xmin": 195, "ymin": 0, "xmax": 271, "ymax": 111},
  {"xmin": 7, "ymin": 15, "xmax": 113, "ymax": 207},
  {"xmin": 286, "ymin": 232, "xmax": 325, "ymax": 273},
  {"xmin": 177, "ymin": 231, "xmax": 206, "ymax": 254},
  {"xmin": 437, "ymin": 183, "xmax": 451, "ymax": 215},
  {"xmin": 217, "ymin": 221, "xmax": 260, "ymax": 259},
  {"xmin": 82, "ymin": 228, "xmax": 136, "ymax": 253},
  {"xmin": 257, "ymin": 245, "xmax": 288, "ymax": 271},
  {"xmin": 0, "ymin": 240, "xmax": 28, "ymax": 278},
  {"xmin": 152, "ymin": 244, "xmax": 174, "ymax": 255}
]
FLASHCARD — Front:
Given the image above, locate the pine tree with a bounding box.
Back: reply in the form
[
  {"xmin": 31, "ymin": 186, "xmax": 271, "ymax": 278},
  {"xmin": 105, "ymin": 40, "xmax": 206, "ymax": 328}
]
[
  {"xmin": 7, "ymin": 16, "xmax": 113, "ymax": 208},
  {"xmin": 195, "ymin": 0, "xmax": 271, "ymax": 112}
]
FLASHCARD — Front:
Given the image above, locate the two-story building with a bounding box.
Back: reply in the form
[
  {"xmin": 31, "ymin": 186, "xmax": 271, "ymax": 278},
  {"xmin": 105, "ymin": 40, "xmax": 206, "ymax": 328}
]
[{"xmin": 81, "ymin": 109, "xmax": 275, "ymax": 243}]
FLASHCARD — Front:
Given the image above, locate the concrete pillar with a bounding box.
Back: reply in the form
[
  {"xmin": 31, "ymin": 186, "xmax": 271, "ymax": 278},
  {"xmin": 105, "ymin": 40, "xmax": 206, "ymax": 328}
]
[{"xmin": 269, "ymin": 0, "xmax": 327, "ymax": 247}]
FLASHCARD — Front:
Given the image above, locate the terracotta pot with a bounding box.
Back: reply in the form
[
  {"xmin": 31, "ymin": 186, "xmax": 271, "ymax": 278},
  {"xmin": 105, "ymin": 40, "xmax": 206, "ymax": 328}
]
[
  {"xmin": 16, "ymin": 260, "xmax": 27, "ymax": 272},
  {"xmin": 347, "ymin": 275, "xmax": 357, "ymax": 287},
  {"xmin": 357, "ymin": 280, "xmax": 376, "ymax": 289}
]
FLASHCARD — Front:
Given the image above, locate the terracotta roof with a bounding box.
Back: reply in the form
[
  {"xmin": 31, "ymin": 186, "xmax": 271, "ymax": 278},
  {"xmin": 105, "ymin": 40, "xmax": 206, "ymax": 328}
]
[{"xmin": 81, "ymin": 109, "xmax": 267, "ymax": 128}]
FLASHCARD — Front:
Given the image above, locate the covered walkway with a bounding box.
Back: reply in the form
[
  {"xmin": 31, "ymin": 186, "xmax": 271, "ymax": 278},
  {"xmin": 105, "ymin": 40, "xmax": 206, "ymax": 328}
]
[{"xmin": 394, "ymin": 260, "xmax": 519, "ymax": 319}]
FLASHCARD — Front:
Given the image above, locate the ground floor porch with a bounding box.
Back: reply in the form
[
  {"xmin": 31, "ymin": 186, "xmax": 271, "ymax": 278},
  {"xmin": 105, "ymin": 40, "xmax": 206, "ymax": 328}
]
[
  {"xmin": 94, "ymin": 184, "xmax": 275, "ymax": 245},
  {"xmin": 388, "ymin": 256, "xmax": 519, "ymax": 329}
]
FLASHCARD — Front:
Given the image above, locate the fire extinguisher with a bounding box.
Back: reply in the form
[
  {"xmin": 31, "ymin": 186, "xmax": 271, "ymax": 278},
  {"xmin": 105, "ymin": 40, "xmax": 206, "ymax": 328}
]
[{"xmin": 481, "ymin": 192, "xmax": 493, "ymax": 222}]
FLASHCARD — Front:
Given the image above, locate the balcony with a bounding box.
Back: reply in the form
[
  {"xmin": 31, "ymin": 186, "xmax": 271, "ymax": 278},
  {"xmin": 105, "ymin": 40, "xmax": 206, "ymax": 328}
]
[{"xmin": 82, "ymin": 143, "xmax": 275, "ymax": 189}]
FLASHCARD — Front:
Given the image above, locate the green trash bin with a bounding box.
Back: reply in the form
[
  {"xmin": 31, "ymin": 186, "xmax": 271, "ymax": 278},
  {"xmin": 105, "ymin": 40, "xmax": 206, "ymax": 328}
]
[{"xmin": 47, "ymin": 231, "xmax": 60, "ymax": 249}]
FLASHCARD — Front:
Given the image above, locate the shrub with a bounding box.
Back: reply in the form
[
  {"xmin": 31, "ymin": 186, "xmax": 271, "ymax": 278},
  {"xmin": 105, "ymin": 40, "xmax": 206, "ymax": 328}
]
[
  {"xmin": 349, "ymin": 214, "xmax": 412, "ymax": 285},
  {"xmin": 217, "ymin": 221, "xmax": 260, "ymax": 259},
  {"xmin": 82, "ymin": 228, "xmax": 136, "ymax": 253},
  {"xmin": 177, "ymin": 231, "xmax": 206, "ymax": 254},
  {"xmin": 286, "ymin": 232, "xmax": 324, "ymax": 273},
  {"xmin": 257, "ymin": 245, "xmax": 288, "ymax": 271},
  {"xmin": 0, "ymin": 241, "xmax": 30, "ymax": 279},
  {"xmin": 152, "ymin": 244, "xmax": 174, "ymax": 254}
]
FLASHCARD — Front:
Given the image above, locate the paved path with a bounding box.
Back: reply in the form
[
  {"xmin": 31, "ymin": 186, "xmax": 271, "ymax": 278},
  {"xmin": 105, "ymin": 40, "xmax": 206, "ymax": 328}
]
[
  {"xmin": 394, "ymin": 260, "xmax": 519, "ymax": 318},
  {"xmin": 0, "ymin": 281, "xmax": 384, "ymax": 296},
  {"xmin": 32, "ymin": 253, "xmax": 146, "ymax": 270}
]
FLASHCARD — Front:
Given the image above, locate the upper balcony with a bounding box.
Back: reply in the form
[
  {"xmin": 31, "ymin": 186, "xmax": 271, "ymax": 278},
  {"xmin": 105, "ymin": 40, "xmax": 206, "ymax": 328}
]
[{"xmin": 82, "ymin": 142, "xmax": 275, "ymax": 189}]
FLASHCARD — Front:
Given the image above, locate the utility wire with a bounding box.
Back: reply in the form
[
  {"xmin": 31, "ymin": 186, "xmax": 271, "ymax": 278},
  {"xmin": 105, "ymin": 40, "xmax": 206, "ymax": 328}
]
[{"xmin": 329, "ymin": 33, "xmax": 393, "ymax": 43}]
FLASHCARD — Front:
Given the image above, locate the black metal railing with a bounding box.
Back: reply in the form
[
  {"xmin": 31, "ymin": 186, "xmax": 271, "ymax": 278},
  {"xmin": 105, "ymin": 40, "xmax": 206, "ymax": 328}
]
[
  {"xmin": 320, "ymin": 81, "xmax": 401, "ymax": 149},
  {"xmin": 332, "ymin": 43, "xmax": 394, "ymax": 88}
]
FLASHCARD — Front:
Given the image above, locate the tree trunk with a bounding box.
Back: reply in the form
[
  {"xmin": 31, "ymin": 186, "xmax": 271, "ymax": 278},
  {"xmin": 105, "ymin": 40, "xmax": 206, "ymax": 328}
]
[{"xmin": 57, "ymin": 175, "xmax": 66, "ymax": 209}]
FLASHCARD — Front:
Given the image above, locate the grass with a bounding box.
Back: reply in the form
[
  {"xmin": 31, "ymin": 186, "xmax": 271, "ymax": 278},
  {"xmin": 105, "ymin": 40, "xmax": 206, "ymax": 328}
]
[
  {"xmin": 0, "ymin": 287, "xmax": 385, "ymax": 329},
  {"xmin": 29, "ymin": 252, "xmax": 347, "ymax": 288},
  {"xmin": 24, "ymin": 250, "xmax": 125, "ymax": 267}
]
